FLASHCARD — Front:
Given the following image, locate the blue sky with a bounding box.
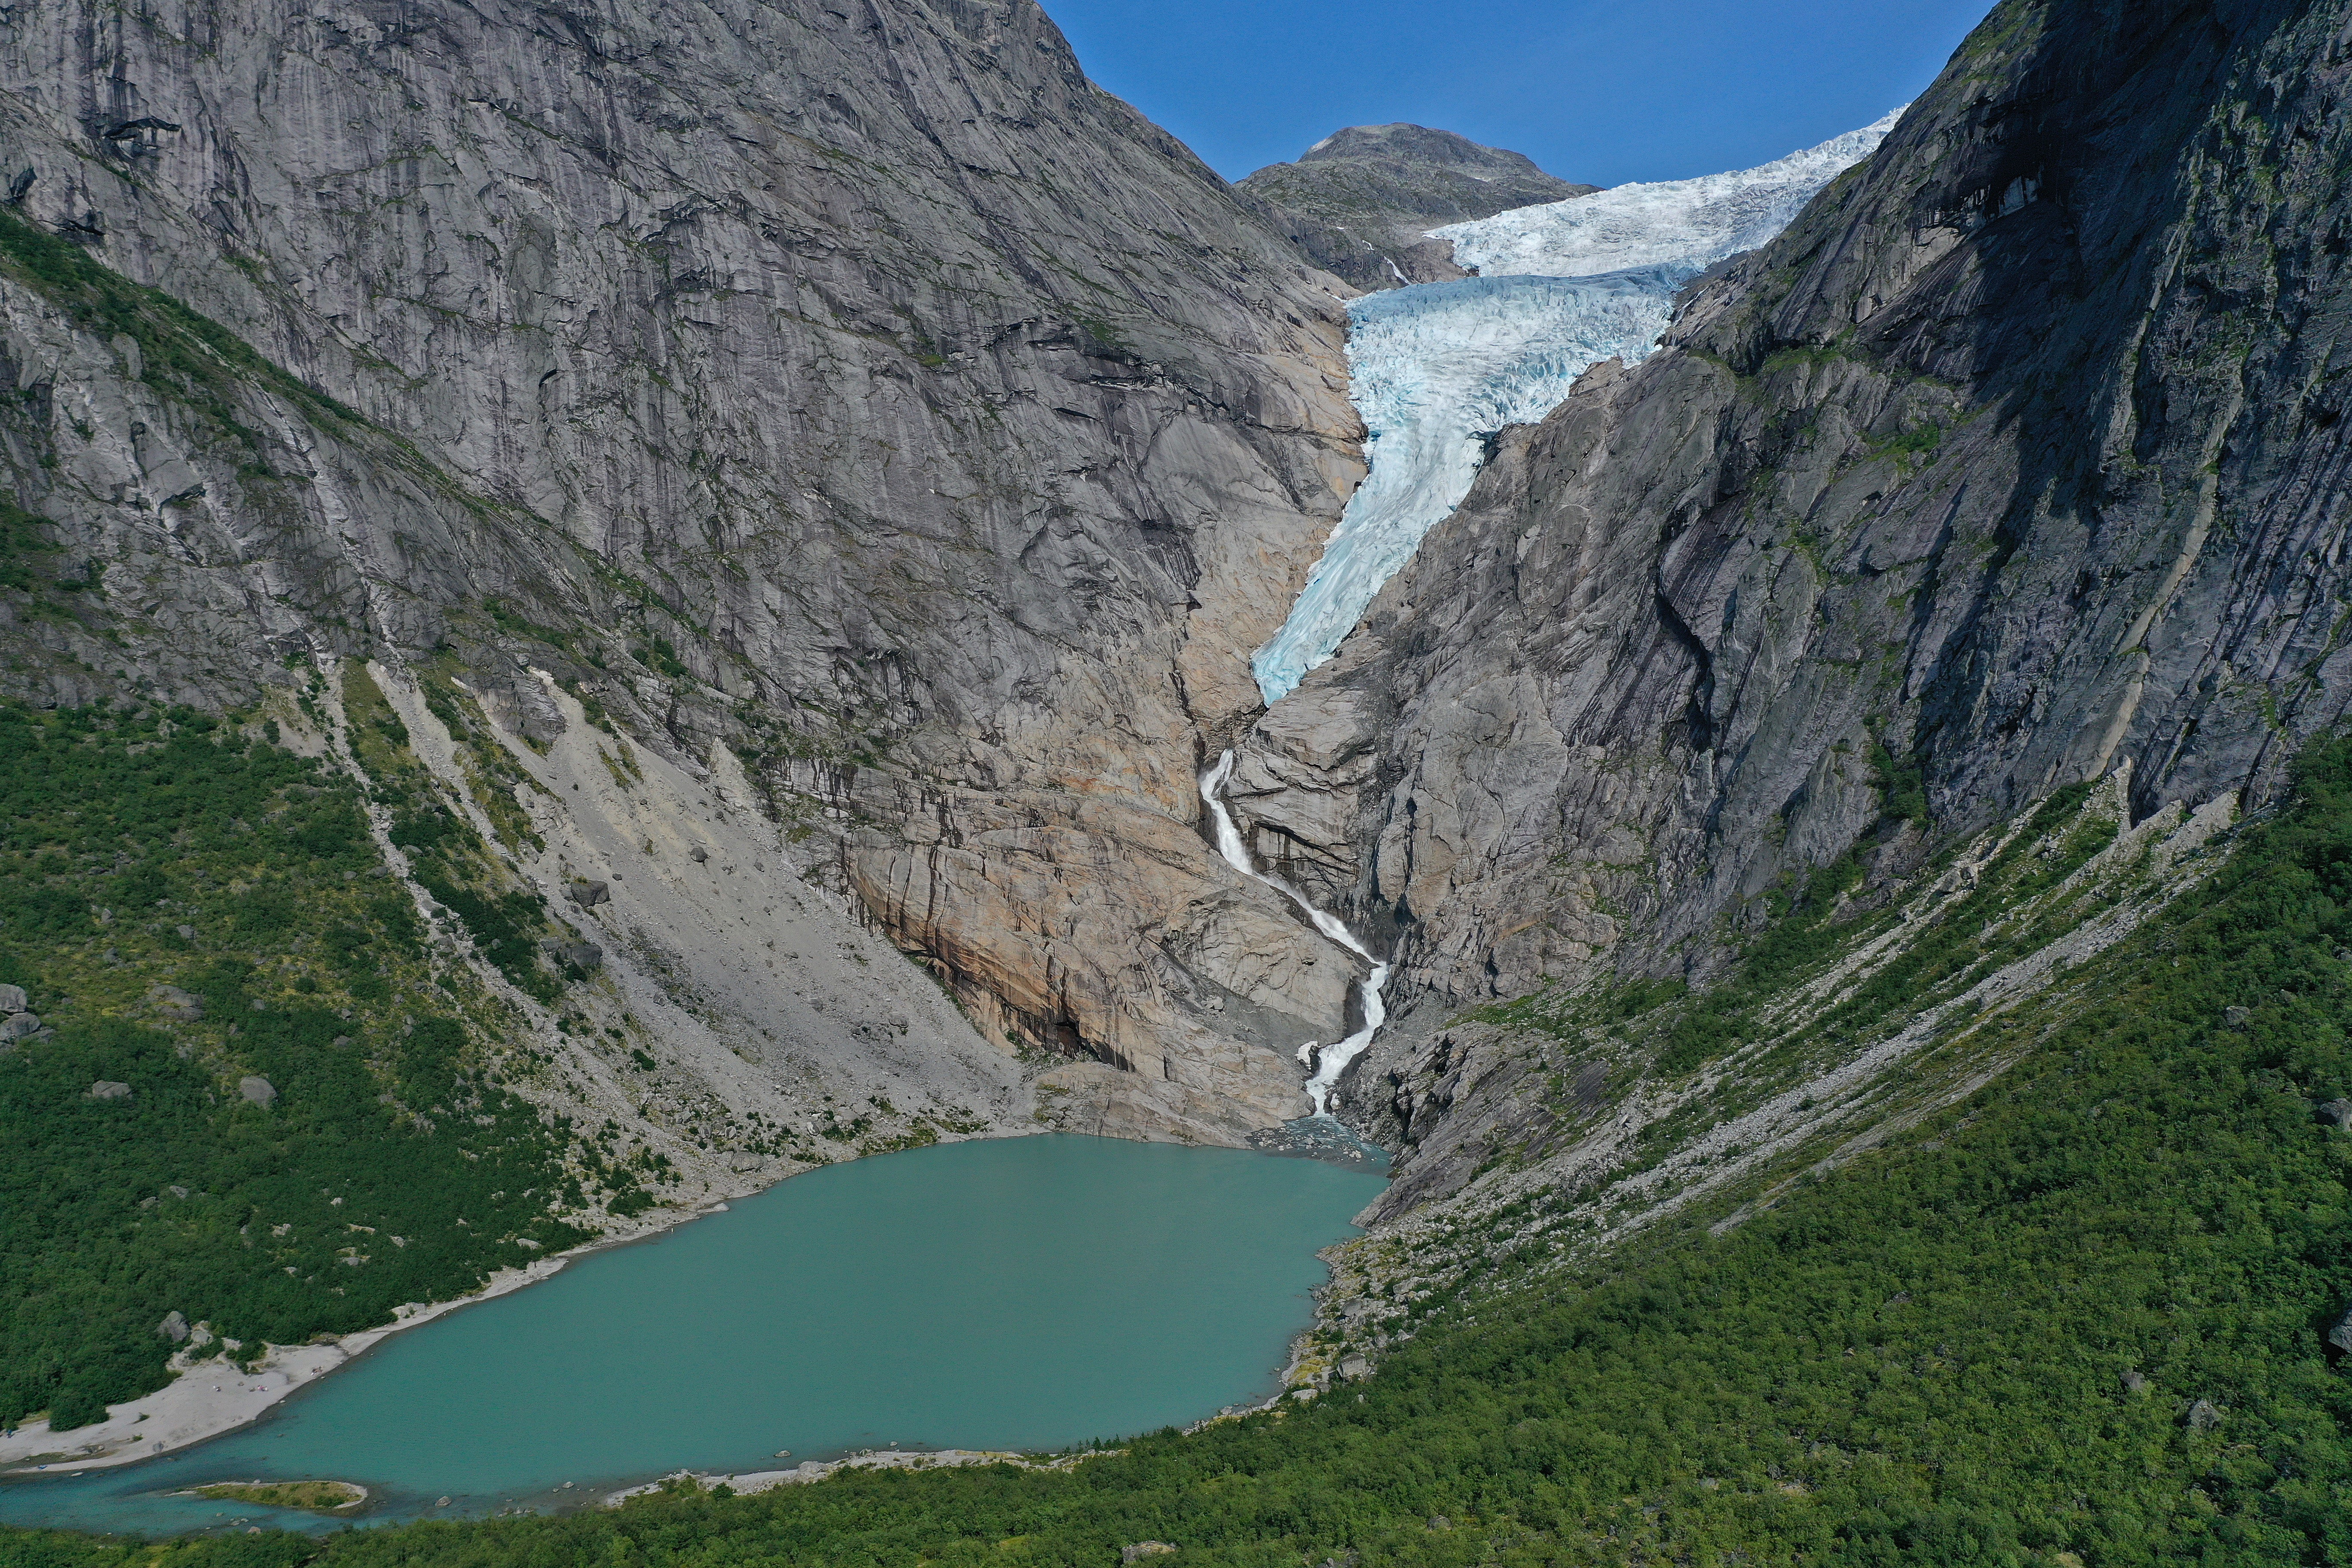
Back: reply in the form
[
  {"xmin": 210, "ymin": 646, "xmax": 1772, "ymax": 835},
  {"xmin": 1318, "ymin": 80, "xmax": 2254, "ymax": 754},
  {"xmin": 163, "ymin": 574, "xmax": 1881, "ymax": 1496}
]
[{"xmin": 1040, "ymin": 0, "xmax": 1997, "ymax": 187}]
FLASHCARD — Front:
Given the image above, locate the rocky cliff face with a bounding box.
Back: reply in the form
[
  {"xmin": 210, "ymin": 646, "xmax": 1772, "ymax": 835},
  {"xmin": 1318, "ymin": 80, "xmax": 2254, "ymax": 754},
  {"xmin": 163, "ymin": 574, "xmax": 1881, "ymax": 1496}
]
[
  {"xmin": 1238, "ymin": 123, "xmax": 1594, "ymax": 292},
  {"xmin": 1225, "ymin": 0, "xmax": 2352, "ymax": 1176},
  {"xmin": 0, "ymin": 0, "xmax": 1377, "ymax": 1144}
]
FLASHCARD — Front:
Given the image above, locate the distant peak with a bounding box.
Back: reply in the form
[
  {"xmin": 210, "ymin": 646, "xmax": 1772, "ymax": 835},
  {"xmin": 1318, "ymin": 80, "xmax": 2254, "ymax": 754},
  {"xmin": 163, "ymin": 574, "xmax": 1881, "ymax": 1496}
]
[{"xmin": 1295, "ymin": 124, "xmax": 1555, "ymax": 180}]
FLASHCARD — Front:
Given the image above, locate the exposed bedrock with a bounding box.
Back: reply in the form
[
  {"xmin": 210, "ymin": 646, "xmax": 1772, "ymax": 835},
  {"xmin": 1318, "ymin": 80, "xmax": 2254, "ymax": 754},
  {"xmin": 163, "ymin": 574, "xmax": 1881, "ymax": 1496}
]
[
  {"xmin": 1220, "ymin": 0, "xmax": 2352, "ymax": 1136},
  {"xmin": 0, "ymin": 0, "xmax": 1373, "ymax": 1139}
]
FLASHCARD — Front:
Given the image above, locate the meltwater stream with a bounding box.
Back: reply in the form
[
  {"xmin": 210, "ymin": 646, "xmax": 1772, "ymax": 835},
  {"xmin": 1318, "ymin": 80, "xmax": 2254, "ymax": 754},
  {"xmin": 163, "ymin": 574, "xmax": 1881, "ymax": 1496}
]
[{"xmin": 1200, "ymin": 752, "xmax": 1386, "ymax": 1115}]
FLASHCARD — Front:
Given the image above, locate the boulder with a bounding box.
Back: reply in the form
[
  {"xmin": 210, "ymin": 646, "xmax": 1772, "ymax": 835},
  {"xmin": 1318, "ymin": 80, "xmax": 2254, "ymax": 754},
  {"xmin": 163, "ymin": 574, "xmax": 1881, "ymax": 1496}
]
[
  {"xmin": 239, "ymin": 1075, "xmax": 278, "ymax": 1107},
  {"xmin": 151, "ymin": 985, "xmax": 204, "ymax": 1021},
  {"xmin": 566, "ymin": 879, "xmax": 610, "ymax": 908},
  {"xmin": 2223, "ymin": 1006, "xmax": 2251, "ymax": 1028},
  {"xmin": 559, "ymin": 941, "xmax": 604, "ymax": 971},
  {"xmin": 157, "ymin": 1311, "xmax": 189, "ymax": 1343},
  {"xmin": 2328, "ymin": 1308, "xmax": 2352, "ymax": 1357},
  {"xmin": 1, "ymin": 1012, "xmax": 40, "ymax": 1041},
  {"xmin": 689, "ymin": 847, "xmax": 708, "ymax": 863},
  {"xmin": 2318, "ymin": 1098, "xmax": 2352, "ymax": 1130},
  {"xmin": 86, "ymin": 1080, "xmax": 132, "ymax": 1100},
  {"xmin": 1336, "ymin": 1353, "xmax": 1371, "ymax": 1381},
  {"xmin": 2185, "ymin": 1398, "xmax": 2221, "ymax": 1431},
  {"xmin": 1121, "ymin": 1546, "xmax": 1176, "ymax": 1564},
  {"xmin": 0, "ymin": 983, "xmax": 24, "ymax": 1013},
  {"xmin": 2120, "ymin": 1369, "xmax": 2149, "ymax": 1395}
]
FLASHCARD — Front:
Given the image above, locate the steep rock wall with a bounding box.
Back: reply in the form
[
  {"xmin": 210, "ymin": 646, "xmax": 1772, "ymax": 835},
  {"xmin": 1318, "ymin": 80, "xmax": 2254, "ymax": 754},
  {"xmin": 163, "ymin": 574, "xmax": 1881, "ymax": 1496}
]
[
  {"xmin": 1225, "ymin": 0, "xmax": 2352, "ymax": 1140},
  {"xmin": 0, "ymin": 0, "xmax": 1372, "ymax": 1139}
]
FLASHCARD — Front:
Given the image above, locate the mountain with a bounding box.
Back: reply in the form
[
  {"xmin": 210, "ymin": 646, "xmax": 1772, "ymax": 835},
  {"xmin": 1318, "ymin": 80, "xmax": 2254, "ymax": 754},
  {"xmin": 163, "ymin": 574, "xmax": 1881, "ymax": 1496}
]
[
  {"xmin": 1237, "ymin": 123, "xmax": 1596, "ymax": 291},
  {"xmin": 8, "ymin": 0, "xmax": 2352, "ymax": 1556},
  {"xmin": 0, "ymin": 0, "xmax": 1384, "ymax": 1149},
  {"xmin": 1224, "ymin": 0, "xmax": 2352, "ymax": 1211},
  {"xmin": 0, "ymin": 0, "xmax": 1369, "ymax": 1447}
]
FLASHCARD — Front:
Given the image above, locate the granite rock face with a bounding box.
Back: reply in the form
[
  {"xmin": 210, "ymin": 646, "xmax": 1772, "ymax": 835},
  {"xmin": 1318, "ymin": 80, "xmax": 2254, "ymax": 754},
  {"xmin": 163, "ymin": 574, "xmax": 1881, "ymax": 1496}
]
[
  {"xmin": 0, "ymin": 0, "xmax": 1372, "ymax": 1140},
  {"xmin": 1226, "ymin": 0, "xmax": 2352, "ymax": 1152},
  {"xmin": 1239, "ymin": 124, "xmax": 1595, "ymax": 292}
]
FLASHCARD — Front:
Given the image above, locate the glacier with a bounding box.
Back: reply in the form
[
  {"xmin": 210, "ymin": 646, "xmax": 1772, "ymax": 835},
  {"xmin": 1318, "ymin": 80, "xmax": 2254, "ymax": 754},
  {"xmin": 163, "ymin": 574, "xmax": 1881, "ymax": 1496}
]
[
  {"xmin": 1251, "ymin": 266, "xmax": 1692, "ymax": 703},
  {"xmin": 1250, "ymin": 110, "xmax": 1904, "ymax": 705},
  {"xmin": 1433, "ymin": 107, "xmax": 1907, "ymax": 279}
]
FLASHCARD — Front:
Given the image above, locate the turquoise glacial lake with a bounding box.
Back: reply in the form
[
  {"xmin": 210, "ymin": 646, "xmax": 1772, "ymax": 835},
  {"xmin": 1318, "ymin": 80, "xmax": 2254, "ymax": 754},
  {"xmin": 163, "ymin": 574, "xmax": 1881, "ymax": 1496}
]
[{"xmin": 0, "ymin": 1134, "xmax": 1386, "ymax": 1537}]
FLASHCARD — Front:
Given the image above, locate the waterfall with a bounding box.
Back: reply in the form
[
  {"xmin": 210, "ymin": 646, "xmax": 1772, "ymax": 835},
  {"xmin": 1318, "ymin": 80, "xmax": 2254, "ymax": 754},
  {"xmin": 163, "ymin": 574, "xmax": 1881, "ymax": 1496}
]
[{"xmin": 1199, "ymin": 751, "xmax": 1389, "ymax": 1116}]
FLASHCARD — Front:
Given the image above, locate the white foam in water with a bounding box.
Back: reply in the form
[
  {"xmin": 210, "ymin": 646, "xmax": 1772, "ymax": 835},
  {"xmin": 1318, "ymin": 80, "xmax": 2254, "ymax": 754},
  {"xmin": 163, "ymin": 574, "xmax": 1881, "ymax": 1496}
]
[{"xmin": 1250, "ymin": 110, "xmax": 1904, "ymax": 706}]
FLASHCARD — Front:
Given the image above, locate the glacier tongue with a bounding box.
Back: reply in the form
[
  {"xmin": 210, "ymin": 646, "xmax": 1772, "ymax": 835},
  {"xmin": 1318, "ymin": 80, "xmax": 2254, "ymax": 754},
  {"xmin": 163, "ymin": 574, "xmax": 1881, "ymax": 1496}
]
[
  {"xmin": 1250, "ymin": 110, "xmax": 1904, "ymax": 706},
  {"xmin": 1252, "ymin": 268, "xmax": 1692, "ymax": 703}
]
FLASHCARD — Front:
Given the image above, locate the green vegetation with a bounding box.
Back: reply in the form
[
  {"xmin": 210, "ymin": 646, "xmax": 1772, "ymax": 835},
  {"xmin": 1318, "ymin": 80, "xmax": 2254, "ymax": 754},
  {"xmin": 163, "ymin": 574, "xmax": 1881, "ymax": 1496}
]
[
  {"xmin": 0, "ymin": 497, "xmax": 61, "ymax": 594},
  {"xmin": 340, "ymin": 665, "xmax": 560, "ymax": 1002},
  {"xmin": 9, "ymin": 738, "xmax": 2349, "ymax": 1563},
  {"xmin": 0, "ymin": 698, "xmax": 588, "ymax": 1432},
  {"xmin": 187, "ymin": 1483, "xmax": 363, "ymax": 1514},
  {"xmin": 0, "ymin": 207, "xmax": 358, "ymax": 466},
  {"xmin": 1869, "ymin": 734, "xmax": 1929, "ymax": 826},
  {"xmin": 1491, "ymin": 775, "xmax": 2123, "ymax": 1085},
  {"xmin": 633, "ymin": 636, "xmax": 692, "ymax": 683}
]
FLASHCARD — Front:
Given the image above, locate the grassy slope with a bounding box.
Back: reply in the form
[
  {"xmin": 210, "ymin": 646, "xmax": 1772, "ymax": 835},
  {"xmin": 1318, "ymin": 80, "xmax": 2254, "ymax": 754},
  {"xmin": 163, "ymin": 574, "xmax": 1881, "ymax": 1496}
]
[
  {"xmin": 0, "ymin": 694, "xmax": 591, "ymax": 1432},
  {"xmin": 7, "ymin": 743, "xmax": 2348, "ymax": 1563}
]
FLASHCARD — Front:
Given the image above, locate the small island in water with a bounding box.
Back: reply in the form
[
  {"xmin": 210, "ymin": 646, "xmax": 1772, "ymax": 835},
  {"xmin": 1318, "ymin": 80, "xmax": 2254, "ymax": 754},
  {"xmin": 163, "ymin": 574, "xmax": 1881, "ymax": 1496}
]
[{"xmin": 184, "ymin": 1482, "xmax": 367, "ymax": 1516}]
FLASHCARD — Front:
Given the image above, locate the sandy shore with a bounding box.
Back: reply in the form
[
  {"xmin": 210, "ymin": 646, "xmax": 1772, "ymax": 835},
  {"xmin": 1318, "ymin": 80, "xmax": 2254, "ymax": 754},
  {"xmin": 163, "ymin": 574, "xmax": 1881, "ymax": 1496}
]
[{"xmin": 0, "ymin": 1257, "xmax": 571, "ymax": 1475}]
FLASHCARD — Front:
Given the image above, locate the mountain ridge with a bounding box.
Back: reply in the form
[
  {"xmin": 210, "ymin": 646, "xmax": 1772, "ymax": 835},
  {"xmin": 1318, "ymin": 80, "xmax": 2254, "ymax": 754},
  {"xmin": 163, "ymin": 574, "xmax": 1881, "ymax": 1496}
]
[{"xmin": 1237, "ymin": 122, "xmax": 1596, "ymax": 292}]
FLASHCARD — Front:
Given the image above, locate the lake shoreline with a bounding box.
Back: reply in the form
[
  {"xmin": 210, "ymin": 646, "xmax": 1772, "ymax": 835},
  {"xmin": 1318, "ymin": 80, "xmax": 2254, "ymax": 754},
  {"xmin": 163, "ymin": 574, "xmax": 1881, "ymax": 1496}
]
[
  {"xmin": 0, "ymin": 1185, "xmax": 763, "ymax": 1477},
  {"xmin": 0, "ymin": 1253, "xmax": 573, "ymax": 1476},
  {"xmin": 0, "ymin": 1133, "xmax": 1384, "ymax": 1533},
  {"xmin": 600, "ymin": 1446, "xmax": 1109, "ymax": 1506}
]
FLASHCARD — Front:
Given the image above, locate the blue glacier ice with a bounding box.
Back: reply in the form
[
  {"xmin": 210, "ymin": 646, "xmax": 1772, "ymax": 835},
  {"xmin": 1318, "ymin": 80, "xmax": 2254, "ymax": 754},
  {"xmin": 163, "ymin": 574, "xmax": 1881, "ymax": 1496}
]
[
  {"xmin": 1433, "ymin": 108, "xmax": 1905, "ymax": 280},
  {"xmin": 1250, "ymin": 110, "xmax": 1905, "ymax": 705},
  {"xmin": 1250, "ymin": 268, "xmax": 1693, "ymax": 703}
]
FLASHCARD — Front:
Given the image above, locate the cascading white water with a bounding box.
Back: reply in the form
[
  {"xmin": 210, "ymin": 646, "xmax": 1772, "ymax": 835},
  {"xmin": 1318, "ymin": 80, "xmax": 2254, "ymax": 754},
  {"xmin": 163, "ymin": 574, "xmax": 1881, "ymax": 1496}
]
[{"xmin": 1200, "ymin": 751, "xmax": 1389, "ymax": 1116}]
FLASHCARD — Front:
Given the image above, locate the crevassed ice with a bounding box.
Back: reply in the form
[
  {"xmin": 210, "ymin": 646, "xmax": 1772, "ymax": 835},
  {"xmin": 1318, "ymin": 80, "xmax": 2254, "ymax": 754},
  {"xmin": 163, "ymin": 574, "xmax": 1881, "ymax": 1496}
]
[
  {"xmin": 1250, "ymin": 110, "xmax": 1904, "ymax": 706},
  {"xmin": 1251, "ymin": 268, "xmax": 1692, "ymax": 703},
  {"xmin": 1433, "ymin": 108, "xmax": 1906, "ymax": 279}
]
